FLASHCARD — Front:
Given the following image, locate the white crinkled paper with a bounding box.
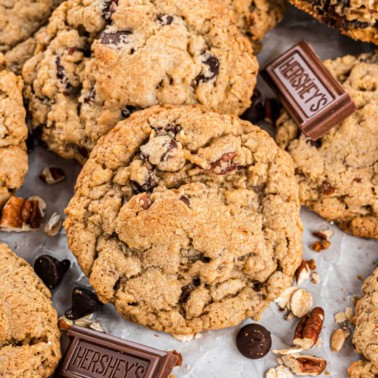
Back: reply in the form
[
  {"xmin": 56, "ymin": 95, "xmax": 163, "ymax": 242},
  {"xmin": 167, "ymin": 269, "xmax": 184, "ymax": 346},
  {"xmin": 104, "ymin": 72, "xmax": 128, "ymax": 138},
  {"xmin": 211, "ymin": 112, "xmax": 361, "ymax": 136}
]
[{"xmin": 0, "ymin": 5, "xmax": 376, "ymax": 378}]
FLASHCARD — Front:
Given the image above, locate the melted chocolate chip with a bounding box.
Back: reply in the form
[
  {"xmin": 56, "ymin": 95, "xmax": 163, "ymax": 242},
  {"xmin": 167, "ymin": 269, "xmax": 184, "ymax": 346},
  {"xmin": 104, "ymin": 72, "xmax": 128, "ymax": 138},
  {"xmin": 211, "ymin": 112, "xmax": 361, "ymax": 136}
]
[
  {"xmin": 196, "ymin": 54, "xmax": 220, "ymax": 84},
  {"xmin": 102, "ymin": 0, "xmax": 118, "ymax": 20},
  {"xmin": 65, "ymin": 287, "xmax": 103, "ymax": 320},
  {"xmin": 100, "ymin": 30, "xmax": 133, "ymax": 46},
  {"xmin": 121, "ymin": 105, "xmax": 138, "ymax": 119},
  {"xmin": 83, "ymin": 88, "xmax": 96, "ymax": 104},
  {"xmin": 130, "ymin": 173, "xmax": 157, "ymax": 193},
  {"xmin": 236, "ymin": 324, "xmax": 272, "ymax": 359},
  {"xmin": 210, "ymin": 152, "xmax": 241, "ymax": 175},
  {"xmin": 179, "ymin": 195, "xmax": 190, "ymax": 207},
  {"xmin": 34, "ymin": 255, "xmax": 70, "ymax": 289},
  {"xmin": 161, "ymin": 139, "xmax": 178, "ymax": 162},
  {"xmin": 322, "ymin": 181, "xmax": 336, "ymax": 195},
  {"xmin": 179, "ymin": 284, "xmax": 195, "ymax": 304},
  {"xmin": 157, "ymin": 14, "xmax": 174, "ymax": 25}
]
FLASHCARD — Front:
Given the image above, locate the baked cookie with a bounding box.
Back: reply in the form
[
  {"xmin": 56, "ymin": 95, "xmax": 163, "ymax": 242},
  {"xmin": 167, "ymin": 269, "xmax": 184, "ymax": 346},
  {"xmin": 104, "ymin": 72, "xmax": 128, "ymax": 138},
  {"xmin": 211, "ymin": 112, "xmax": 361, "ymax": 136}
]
[
  {"xmin": 348, "ymin": 267, "xmax": 378, "ymax": 378},
  {"xmin": 224, "ymin": 0, "xmax": 287, "ymax": 52},
  {"xmin": 22, "ymin": 0, "xmax": 258, "ymax": 164},
  {"xmin": 65, "ymin": 105, "xmax": 303, "ymax": 335},
  {"xmin": 289, "ymin": 0, "xmax": 378, "ymax": 45},
  {"xmin": 0, "ymin": 1, "xmax": 62, "ymax": 73},
  {"xmin": 276, "ymin": 52, "xmax": 378, "ymax": 239},
  {"xmin": 0, "ymin": 242, "xmax": 61, "ymax": 376},
  {"xmin": 0, "ymin": 64, "xmax": 28, "ymax": 209}
]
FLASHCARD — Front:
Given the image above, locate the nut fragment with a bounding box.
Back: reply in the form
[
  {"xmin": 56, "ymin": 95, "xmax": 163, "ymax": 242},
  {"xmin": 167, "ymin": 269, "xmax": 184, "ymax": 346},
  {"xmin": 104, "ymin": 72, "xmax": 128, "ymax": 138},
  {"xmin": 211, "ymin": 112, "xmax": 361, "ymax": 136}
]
[
  {"xmin": 39, "ymin": 167, "xmax": 66, "ymax": 185},
  {"xmin": 295, "ymin": 260, "xmax": 311, "ymax": 285},
  {"xmin": 290, "ymin": 289, "xmax": 313, "ymax": 318},
  {"xmin": 330, "ymin": 328, "xmax": 350, "ymax": 352},
  {"xmin": 335, "ymin": 311, "xmax": 347, "ymax": 324},
  {"xmin": 266, "ymin": 365, "xmax": 293, "ymax": 378},
  {"xmin": 311, "ymin": 273, "xmax": 320, "ymax": 284},
  {"xmin": 293, "ymin": 307, "xmax": 324, "ymax": 349},
  {"xmin": 273, "ymin": 347, "xmax": 303, "ymax": 355},
  {"xmin": 313, "ymin": 229, "xmax": 333, "ymax": 240},
  {"xmin": 173, "ymin": 334, "xmax": 195, "ymax": 342},
  {"xmin": 44, "ymin": 212, "xmax": 63, "ymax": 236},
  {"xmin": 0, "ymin": 196, "xmax": 46, "ymax": 231},
  {"xmin": 275, "ymin": 287, "xmax": 297, "ymax": 310},
  {"xmin": 312, "ymin": 240, "xmax": 331, "ymax": 252},
  {"xmin": 281, "ymin": 354, "xmax": 327, "ymax": 376},
  {"xmin": 58, "ymin": 314, "xmax": 105, "ymax": 333}
]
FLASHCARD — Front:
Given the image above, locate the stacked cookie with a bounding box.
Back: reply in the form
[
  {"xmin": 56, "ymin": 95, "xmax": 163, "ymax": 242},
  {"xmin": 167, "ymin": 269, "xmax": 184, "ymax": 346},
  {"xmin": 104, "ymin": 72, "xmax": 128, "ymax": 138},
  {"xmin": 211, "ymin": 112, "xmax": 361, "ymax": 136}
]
[{"xmin": 289, "ymin": 0, "xmax": 378, "ymax": 45}]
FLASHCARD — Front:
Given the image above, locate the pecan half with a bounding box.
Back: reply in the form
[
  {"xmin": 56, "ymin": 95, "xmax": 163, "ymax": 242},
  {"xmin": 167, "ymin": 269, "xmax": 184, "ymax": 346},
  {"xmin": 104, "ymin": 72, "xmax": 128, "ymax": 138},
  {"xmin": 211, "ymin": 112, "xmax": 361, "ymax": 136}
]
[
  {"xmin": 293, "ymin": 307, "xmax": 324, "ymax": 349},
  {"xmin": 0, "ymin": 196, "xmax": 46, "ymax": 231},
  {"xmin": 281, "ymin": 354, "xmax": 327, "ymax": 376}
]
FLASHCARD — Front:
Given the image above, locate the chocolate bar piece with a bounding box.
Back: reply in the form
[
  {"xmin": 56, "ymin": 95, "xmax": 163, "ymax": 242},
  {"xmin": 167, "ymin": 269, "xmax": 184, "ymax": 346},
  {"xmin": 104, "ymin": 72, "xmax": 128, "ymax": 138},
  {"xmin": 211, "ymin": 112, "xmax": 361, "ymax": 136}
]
[
  {"xmin": 261, "ymin": 41, "xmax": 356, "ymax": 140},
  {"xmin": 59, "ymin": 326, "xmax": 179, "ymax": 378}
]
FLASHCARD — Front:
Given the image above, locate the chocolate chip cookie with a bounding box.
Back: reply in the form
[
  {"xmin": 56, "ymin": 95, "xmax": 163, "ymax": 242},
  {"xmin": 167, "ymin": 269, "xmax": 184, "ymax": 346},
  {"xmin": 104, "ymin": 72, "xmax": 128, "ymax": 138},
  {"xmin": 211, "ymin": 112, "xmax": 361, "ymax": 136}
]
[
  {"xmin": 0, "ymin": 64, "xmax": 28, "ymax": 209},
  {"xmin": 224, "ymin": 0, "xmax": 287, "ymax": 52},
  {"xmin": 0, "ymin": 0, "xmax": 62, "ymax": 73},
  {"xmin": 0, "ymin": 242, "xmax": 61, "ymax": 376},
  {"xmin": 276, "ymin": 52, "xmax": 378, "ymax": 239},
  {"xmin": 65, "ymin": 105, "xmax": 303, "ymax": 335},
  {"xmin": 348, "ymin": 267, "xmax": 378, "ymax": 378},
  {"xmin": 289, "ymin": 0, "xmax": 378, "ymax": 45},
  {"xmin": 23, "ymin": 0, "xmax": 258, "ymax": 164}
]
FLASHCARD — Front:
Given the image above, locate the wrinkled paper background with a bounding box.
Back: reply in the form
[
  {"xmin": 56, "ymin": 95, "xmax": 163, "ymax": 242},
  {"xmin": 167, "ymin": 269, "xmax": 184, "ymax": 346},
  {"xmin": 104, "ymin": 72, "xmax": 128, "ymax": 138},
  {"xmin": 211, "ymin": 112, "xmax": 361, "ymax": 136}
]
[{"xmin": 1, "ymin": 5, "xmax": 377, "ymax": 377}]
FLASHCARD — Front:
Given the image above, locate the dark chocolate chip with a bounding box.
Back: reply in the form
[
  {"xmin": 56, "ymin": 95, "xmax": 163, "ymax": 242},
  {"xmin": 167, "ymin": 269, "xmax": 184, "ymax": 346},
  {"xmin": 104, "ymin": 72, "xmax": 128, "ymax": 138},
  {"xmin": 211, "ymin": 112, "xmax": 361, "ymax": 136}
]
[
  {"xmin": 252, "ymin": 281, "xmax": 263, "ymax": 292},
  {"xmin": 130, "ymin": 172, "xmax": 156, "ymax": 194},
  {"xmin": 161, "ymin": 139, "xmax": 178, "ymax": 162},
  {"xmin": 179, "ymin": 195, "xmax": 190, "ymax": 207},
  {"xmin": 65, "ymin": 287, "xmax": 103, "ymax": 320},
  {"xmin": 179, "ymin": 284, "xmax": 195, "ymax": 304},
  {"xmin": 306, "ymin": 136, "xmax": 322, "ymax": 148},
  {"xmin": 100, "ymin": 30, "xmax": 133, "ymax": 46},
  {"xmin": 83, "ymin": 88, "xmax": 96, "ymax": 104},
  {"xmin": 157, "ymin": 14, "xmax": 174, "ymax": 25},
  {"xmin": 121, "ymin": 105, "xmax": 138, "ymax": 119},
  {"xmin": 322, "ymin": 181, "xmax": 336, "ymax": 195},
  {"xmin": 34, "ymin": 255, "xmax": 70, "ymax": 289},
  {"xmin": 236, "ymin": 324, "xmax": 272, "ymax": 359},
  {"xmin": 196, "ymin": 54, "xmax": 220, "ymax": 84},
  {"xmin": 102, "ymin": 0, "xmax": 118, "ymax": 20},
  {"xmin": 210, "ymin": 152, "xmax": 241, "ymax": 175}
]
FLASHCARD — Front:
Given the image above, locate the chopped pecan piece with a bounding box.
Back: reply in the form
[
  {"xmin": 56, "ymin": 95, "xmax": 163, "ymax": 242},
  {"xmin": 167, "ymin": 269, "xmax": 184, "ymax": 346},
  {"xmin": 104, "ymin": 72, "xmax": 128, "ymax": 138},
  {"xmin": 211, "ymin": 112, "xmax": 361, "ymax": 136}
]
[
  {"xmin": 39, "ymin": 167, "xmax": 66, "ymax": 184},
  {"xmin": 0, "ymin": 196, "xmax": 46, "ymax": 231},
  {"xmin": 293, "ymin": 307, "xmax": 324, "ymax": 349},
  {"xmin": 282, "ymin": 354, "xmax": 327, "ymax": 376}
]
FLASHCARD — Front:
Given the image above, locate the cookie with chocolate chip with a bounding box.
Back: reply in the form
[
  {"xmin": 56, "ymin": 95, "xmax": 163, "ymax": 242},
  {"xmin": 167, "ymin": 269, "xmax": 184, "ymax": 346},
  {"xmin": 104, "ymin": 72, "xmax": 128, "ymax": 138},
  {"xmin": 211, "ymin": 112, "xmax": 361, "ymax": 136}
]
[
  {"xmin": 0, "ymin": 65, "xmax": 28, "ymax": 208},
  {"xmin": 289, "ymin": 0, "xmax": 378, "ymax": 45},
  {"xmin": 348, "ymin": 266, "xmax": 378, "ymax": 377},
  {"xmin": 276, "ymin": 52, "xmax": 378, "ymax": 239},
  {"xmin": 65, "ymin": 105, "xmax": 303, "ymax": 335},
  {"xmin": 0, "ymin": 242, "xmax": 61, "ymax": 376},
  {"xmin": 23, "ymin": 0, "xmax": 258, "ymax": 164},
  {"xmin": 0, "ymin": 0, "xmax": 62, "ymax": 73},
  {"xmin": 224, "ymin": 0, "xmax": 287, "ymax": 52}
]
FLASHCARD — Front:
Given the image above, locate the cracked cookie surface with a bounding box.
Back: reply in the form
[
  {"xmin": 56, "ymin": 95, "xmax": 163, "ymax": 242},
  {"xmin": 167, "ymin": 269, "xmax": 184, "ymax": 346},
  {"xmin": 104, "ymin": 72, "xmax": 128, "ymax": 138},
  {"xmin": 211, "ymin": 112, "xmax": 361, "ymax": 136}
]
[
  {"xmin": 0, "ymin": 67, "xmax": 28, "ymax": 209},
  {"xmin": 223, "ymin": 0, "xmax": 286, "ymax": 52},
  {"xmin": 0, "ymin": 0, "xmax": 62, "ymax": 73},
  {"xmin": 348, "ymin": 267, "xmax": 378, "ymax": 378},
  {"xmin": 23, "ymin": 0, "xmax": 258, "ymax": 164},
  {"xmin": 289, "ymin": 0, "xmax": 378, "ymax": 45},
  {"xmin": 0, "ymin": 242, "xmax": 61, "ymax": 377},
  {"xmin": 65, "ymin": 105, "xmax": 303, "ymax": 335},
  {"xmin": 276, "ymin": 52, "xmax": 378, "ymax": 239}
]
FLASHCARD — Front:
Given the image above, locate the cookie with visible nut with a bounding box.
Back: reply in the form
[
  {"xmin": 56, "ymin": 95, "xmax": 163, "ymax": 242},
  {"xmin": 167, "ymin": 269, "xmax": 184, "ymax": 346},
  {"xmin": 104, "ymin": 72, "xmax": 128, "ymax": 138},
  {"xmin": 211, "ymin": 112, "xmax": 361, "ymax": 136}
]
[
  {"xmin": 0, "ymin": 69, "xmax": 28, "ymax": 209},
  {"xmin": 0, "ymin": 242, "xmax": 61, "ymax": 376},
  {"xmin": 23, "ymin": 0, "xmax": 258, "ymax": 164},
  {"xmin": 65, "ymin": 105, "xmax": 303, "ymax": 335},
  {"xmin": 276, "ymin": 52, "xmax": 378, "ymax": 239},
  {"xmin": 348, "ymin": 267, "xmax": 378, "ymax": 377}
]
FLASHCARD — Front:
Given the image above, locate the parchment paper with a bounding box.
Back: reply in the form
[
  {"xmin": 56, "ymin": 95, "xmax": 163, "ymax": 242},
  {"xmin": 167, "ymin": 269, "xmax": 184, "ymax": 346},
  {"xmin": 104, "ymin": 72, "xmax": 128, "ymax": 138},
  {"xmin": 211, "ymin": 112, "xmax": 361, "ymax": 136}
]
[{"xmin": 1, "ymin": 5, "xmax": 377, "ymax": 377}]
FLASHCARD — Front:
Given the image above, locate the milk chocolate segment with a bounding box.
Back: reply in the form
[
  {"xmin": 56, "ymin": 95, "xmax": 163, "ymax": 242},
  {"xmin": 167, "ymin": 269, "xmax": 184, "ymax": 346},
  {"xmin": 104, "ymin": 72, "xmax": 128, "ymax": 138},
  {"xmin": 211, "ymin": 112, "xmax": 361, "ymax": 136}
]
[
  {"xmin": 59, "ymin": 326, "xmax": 179, "ymax": 378},
  {"xmin": 261, "ymin": 41, "xmax": 356, "ymax": 140}
]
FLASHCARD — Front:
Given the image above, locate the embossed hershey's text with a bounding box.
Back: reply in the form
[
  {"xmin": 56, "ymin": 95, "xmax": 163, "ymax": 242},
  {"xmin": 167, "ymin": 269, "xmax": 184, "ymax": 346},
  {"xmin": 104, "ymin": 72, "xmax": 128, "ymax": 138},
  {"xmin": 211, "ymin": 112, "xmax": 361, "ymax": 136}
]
[
  {"xmin": 273, "ymin": 52, "xmax": 334, "ymax": 117},
  {"xmin": 68, "ymin": 340, "xmax": 149, "ymax": 378}
]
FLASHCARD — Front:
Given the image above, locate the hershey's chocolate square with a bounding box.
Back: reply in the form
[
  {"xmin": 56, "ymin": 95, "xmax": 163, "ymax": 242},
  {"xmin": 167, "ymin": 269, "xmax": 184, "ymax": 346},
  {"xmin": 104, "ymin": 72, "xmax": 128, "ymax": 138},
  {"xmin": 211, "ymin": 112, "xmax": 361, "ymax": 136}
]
[{"xmin": 261, "ymin": 41, "xmax": 356, "ymax": 140}]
